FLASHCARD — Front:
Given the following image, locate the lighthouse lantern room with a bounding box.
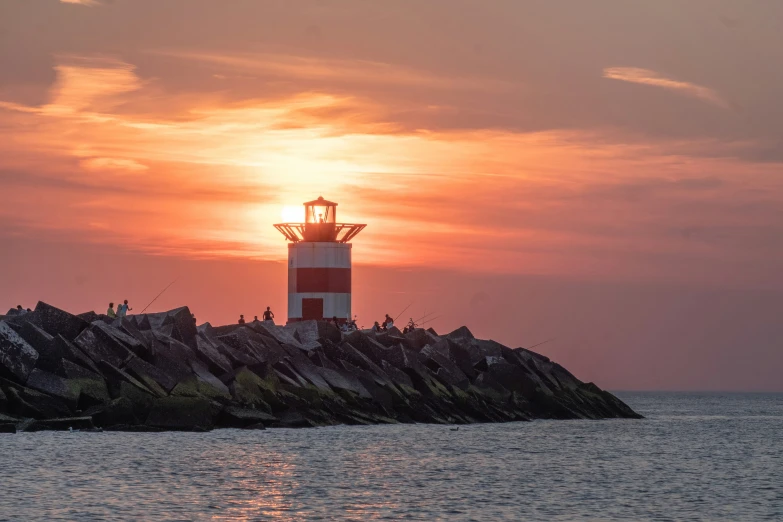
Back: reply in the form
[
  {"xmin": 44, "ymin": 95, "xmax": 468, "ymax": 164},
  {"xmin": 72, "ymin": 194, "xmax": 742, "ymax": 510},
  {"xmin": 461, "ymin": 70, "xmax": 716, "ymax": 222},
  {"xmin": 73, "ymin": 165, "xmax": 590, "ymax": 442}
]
[{"xmin": 274, "ymin": 197, "xmax": 366, "ymax": 324}]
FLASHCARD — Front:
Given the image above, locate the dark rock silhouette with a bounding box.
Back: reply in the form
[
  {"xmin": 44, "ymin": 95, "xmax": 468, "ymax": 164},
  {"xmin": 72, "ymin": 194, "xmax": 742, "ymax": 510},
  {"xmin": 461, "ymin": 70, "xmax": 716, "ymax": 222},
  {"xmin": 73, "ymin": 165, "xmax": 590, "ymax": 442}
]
[{"xmin": 0, "ymin": 302, "xmax": 642, "ymax": 432}]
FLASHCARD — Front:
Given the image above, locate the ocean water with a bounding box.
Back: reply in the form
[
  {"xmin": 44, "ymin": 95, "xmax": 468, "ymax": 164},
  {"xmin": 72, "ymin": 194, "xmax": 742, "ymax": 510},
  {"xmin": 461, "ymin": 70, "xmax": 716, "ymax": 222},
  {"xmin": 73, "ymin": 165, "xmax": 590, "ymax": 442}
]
[{"xmin": 1, "ymin": 392, "xmax": 781, "ymax": 521}]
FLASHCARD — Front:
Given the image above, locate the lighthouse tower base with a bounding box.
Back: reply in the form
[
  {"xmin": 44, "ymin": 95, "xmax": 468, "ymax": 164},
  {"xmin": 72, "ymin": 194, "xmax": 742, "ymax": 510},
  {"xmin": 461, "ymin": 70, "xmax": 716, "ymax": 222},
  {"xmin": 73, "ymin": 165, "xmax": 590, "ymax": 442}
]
[{"xmin": 287, "ymin": 242, "xmax": 352, "ymax": 324}]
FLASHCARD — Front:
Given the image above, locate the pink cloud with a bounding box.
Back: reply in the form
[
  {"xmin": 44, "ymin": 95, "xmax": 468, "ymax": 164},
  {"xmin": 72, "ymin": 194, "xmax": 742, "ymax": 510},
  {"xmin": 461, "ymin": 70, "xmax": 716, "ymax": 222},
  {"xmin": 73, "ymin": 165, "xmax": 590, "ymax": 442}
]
[
  {"xmin": 60, "ymin": 0, "xmax": 101, "ymax": 5},
  {"xmin": 603, "ymin": 67, "xmax": 729, "ymax": 108}
]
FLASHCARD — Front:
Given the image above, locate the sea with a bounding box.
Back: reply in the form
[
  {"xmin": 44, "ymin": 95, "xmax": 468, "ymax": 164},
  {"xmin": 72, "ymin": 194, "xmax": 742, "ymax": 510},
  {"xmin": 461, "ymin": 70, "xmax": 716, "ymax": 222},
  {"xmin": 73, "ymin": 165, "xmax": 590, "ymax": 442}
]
[{"xmin": 1, "ymin": 392, "xmax": 781, "ymax": 521}]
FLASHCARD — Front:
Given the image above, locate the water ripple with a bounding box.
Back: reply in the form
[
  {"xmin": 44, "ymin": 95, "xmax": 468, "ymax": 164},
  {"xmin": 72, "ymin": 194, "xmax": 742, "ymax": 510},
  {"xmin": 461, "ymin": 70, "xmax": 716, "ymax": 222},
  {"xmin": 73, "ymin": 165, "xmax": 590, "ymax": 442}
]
[{"xmin": 1, "ymin": 392, "xmax": 781, "ymax": 521}]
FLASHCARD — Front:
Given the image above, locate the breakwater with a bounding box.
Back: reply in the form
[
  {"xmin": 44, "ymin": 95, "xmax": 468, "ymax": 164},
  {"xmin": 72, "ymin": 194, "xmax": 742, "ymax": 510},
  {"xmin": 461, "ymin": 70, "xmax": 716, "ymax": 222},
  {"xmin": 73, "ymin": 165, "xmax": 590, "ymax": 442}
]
[{"xmin": 0, "ymin": 302, "xmax": 640, "ymax": 432}]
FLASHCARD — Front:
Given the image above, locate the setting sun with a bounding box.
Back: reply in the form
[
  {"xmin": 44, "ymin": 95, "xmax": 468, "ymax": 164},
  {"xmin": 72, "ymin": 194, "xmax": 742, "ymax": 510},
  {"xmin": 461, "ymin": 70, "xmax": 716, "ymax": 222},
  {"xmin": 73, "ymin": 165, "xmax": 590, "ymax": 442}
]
[{"xmin": 280, "ymin": 205, "xmax": 305, "ymax": 223}]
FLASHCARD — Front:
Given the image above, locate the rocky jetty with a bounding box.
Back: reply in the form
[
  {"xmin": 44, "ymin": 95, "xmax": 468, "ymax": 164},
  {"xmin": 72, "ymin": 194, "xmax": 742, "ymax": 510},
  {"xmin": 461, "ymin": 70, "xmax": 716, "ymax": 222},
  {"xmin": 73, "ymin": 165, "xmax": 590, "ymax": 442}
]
[{"xmin": 0, "ymin": 302, "xmax": 641, "ymax": 433}]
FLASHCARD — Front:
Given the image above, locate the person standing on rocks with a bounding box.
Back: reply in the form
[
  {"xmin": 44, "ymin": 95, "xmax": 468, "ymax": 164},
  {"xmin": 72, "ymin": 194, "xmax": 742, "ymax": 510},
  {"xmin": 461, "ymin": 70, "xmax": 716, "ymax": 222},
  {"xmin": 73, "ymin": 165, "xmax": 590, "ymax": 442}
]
[
  {"xmin": 16, "ymin": 305, "xmax": 26, "ymax": 315},
  {"xmin": 107, "ymin": 303, "xmax": 117, "ymax": 318},
  {"xmin": 263, "ymin": 307, "xmax": 275, "ymax": 322},
  {"xmin": 118, "ymin": 299, "xmax": 132, "ymax": 317},
  {"xmin": 383, "ymin": 314, "xmax": 394, "ymax": 330},
  {"xmin": 238, "ymin": 314, "xmax": 246, "ymax": 324}
]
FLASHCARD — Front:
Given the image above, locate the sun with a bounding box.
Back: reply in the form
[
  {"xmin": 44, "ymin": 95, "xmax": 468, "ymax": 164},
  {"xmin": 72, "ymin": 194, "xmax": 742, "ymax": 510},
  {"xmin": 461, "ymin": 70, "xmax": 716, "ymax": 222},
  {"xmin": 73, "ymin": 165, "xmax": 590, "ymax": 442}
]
[{"xmin": 280, "ymin": 205, "xmax": 304, "ymax": 223}]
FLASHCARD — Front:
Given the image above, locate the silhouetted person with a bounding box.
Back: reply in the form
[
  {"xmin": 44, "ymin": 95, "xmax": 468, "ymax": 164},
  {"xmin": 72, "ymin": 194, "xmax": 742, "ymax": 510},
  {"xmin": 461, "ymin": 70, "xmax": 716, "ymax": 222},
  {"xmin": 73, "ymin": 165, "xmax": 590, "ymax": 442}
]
[
  {"xmin": 26, "ymin": 308, "xmax": 31, "ymax": 313},
  {"xmin": 383, "ymin": 314, "xmax": 394, "ymax": 330},
  {"xmin": 107, "ymin": 303, "xmax": 117, "ymax": 318},
  {"xmin": 118, "ymin": 299, "xmax": 132, "ymax": 318},
  {"xmin": 372, "ymin": 321, "xmax": 381, "ymax": 332},
  {"xmin": 254, "ymin": 315, "xmax": 259, "ymax": 322},
  {"xmin": 16, "ymin": 305, "xmax": 26, "ymax": 315},
  {"xmin": 263, "ymin": 307, "xmax": 274, "ymax": 322},
  {"xmin": 238, "ymin": 314, "xmax": 245, "ymax": 324}
]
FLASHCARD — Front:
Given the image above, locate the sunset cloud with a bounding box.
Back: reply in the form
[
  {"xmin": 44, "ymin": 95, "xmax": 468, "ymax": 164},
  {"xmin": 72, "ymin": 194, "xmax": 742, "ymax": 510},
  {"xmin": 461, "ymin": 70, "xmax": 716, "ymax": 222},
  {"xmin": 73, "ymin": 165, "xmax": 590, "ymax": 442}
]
[
  {"xmin": 603, "ymin": 67, "xmax": 729, "ymax": 108},
  {"xmin": 151, "ymin": 50, "xmax": 510, "ymax": 92},
  {"xmin": 80, "ymin": 157, "xmax": 149, "ymax": 172},
  {"xmin": 0, "ymin": 57, "xmax": 141, "ymax": 117},
  {"xmin": 60, "ymin": 0, "xmax": 101, "ymax": 5},
  {"xmin": 0, "ymin": 49, "xmax": 780, "ymax": 285},
  {"xmin": 2, "ymin": 54, "xmax": 779, "ymax": 280}
]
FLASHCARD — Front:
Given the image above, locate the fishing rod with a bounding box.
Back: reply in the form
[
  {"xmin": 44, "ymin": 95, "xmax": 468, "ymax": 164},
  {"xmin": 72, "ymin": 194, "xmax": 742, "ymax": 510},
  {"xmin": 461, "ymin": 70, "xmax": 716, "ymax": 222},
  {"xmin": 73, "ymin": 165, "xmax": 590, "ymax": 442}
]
[
  {"xmin": 414, "ymin": 310, "xmax": 435, "ymax": 322},
  {"xmin": 394, "ymin": 301, "xmax": 415, "ymax": 322},
  {"xmin": 413, "ymin": 310, "xmax": 436, "ymax": 324},
  {"xmin": 140, "ymin": 278, "xmax": 178, "ymax": 314},
  {"xmin": 525, "ymin": 338, "xmax": 555, "ymax": 351},
  {"xmin": 418, "ymin": 315, "xmax": 441, "ymax": 326}
]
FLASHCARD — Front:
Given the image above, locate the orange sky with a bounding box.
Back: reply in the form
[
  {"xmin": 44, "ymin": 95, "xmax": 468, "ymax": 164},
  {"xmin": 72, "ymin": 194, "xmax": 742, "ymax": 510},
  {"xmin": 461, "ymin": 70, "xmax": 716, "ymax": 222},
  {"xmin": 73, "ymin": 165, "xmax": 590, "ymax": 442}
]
[{"xmin": 1, "ymin": 0, "xmax": 782, "ymax": 391}]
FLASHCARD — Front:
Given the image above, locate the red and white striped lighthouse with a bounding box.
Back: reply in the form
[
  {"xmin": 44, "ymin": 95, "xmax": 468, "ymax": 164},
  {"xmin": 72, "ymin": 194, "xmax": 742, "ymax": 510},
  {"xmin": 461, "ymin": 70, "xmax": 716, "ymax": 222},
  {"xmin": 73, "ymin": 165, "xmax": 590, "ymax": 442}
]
[{"xmin": 274, "ymin": 197, "xmax": 366, "ymax": 324}]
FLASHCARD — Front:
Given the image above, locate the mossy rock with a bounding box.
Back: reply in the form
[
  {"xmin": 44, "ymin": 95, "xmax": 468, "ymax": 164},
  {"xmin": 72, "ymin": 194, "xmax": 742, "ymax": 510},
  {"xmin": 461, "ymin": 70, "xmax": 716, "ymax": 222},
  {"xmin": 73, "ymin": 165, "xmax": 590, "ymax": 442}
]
[
  {"xmin": 254, "ymin": 372, "xmax": 281, "ymax": 394},
  {"xmin": 287, "ymin": 383, "xmax": 336, "ymax": 405},
  {"xmin": 145, "ymin": 396, "xmax": 221, "ymax": 431},
  {"xmin": 467, "ymin": 383, "xmax": 509, "ymax": 404},
  {"xmin": 276, "ymin": 408, "xmax": 337, "ymax": 428},
  {"xmin": 218, "ymin": 406, "xmax": 279, "ymax": 428},
  {"xmin": 171, "ymin": 376, "xmax": 231, "ymax": 401},
  {"xmin": 128, "ymin": 372, "xmax": 168, "ymax": 399},
  {"xmin": 410, "ymin": 373, "xmax": 452, "ymax": 399},
  {"xmin": 227, "ymin": 368, "xmax": 277, "ymax": 411},
  {"xmin": 332, "ymin": 387, "xmax": 368, "ymax": 406},
  {"xmin": 68, "ymin": 377, "xmax": 110, "ymax": 409},
  {"xmin": 395, "ymin": 384, "xmax": 422, "ymax": 400},
  {"xmin": 88, "ymin": 397, "xmax": 137, "ymax": 427},
  {"xmin": 118, "ymin": 381, "xmax": 154, "ymax": 419}
]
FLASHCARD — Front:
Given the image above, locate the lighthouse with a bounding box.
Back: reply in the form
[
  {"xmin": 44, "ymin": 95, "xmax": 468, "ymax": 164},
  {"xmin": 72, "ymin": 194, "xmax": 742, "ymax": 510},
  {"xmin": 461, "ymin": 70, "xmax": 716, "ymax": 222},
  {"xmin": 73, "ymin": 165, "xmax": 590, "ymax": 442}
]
[{"xmin": 274, "ymin": 197, "xmax": 366, "ymax": 324}]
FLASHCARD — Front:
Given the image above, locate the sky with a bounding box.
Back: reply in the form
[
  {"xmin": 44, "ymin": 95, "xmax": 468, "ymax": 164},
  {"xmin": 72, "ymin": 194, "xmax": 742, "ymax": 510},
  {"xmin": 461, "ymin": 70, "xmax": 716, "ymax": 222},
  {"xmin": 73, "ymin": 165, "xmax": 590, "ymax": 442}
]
[{"xmin": 1, "ymin": 0, "xmax": 781, "ymax": 391}]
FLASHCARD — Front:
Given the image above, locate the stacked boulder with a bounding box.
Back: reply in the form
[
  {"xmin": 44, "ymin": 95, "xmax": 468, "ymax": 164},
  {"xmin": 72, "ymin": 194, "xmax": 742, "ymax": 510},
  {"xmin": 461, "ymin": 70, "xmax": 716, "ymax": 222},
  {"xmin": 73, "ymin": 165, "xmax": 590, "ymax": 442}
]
[{"xmin": 0, "ymin": 302, "xmax": 641, "ymax": 433}]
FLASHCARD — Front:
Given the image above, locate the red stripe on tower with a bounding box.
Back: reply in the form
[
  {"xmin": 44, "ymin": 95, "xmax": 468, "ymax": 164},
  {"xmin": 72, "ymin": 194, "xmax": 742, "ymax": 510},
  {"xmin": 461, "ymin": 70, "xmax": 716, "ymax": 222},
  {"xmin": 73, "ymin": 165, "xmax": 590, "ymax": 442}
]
[{"xmin": 295, "ymin": 268, "xmax": 351, "ymax": 293}]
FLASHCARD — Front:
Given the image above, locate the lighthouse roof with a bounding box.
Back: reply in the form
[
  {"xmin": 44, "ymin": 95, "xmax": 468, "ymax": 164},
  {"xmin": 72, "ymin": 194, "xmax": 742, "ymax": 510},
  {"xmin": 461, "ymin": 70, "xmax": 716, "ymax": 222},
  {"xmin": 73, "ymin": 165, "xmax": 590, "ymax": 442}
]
[{"xmin": 303, "ymin": 196, "xmax": 338, "ymax": 207}]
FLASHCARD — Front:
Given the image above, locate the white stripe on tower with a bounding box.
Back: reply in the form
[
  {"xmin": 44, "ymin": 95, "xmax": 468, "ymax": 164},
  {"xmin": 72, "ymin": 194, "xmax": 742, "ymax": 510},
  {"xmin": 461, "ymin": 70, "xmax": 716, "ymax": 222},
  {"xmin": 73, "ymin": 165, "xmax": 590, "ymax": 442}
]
[
  {"xmin": 287, "ymin": 242, "xmax": 353, "ymax": 322},
  {"xmin": 291, "ymin": 243, "xmax": 351, "ymax": 268}
]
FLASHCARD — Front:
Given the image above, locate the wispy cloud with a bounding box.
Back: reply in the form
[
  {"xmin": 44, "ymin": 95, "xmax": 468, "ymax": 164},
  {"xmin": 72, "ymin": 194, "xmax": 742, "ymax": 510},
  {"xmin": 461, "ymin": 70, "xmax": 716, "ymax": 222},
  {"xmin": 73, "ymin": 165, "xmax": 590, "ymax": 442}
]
[
  {"xmin": 0, "ymin": 56, "xmax": 140, "ymax": 117},
  {"xmin": 603, "ymin": 67, "xmax": 728, "ymax": 108},
  {"xmin": 60, "ymin": 0, "xmax": 101, "ymax": 5},
  {"xmin": 80, "ymin": 158, "xmax": 149, "ymax": 172},
  {"xmin": 151, "ymin": 49, "xmax": 510, "ymax": 92}
]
